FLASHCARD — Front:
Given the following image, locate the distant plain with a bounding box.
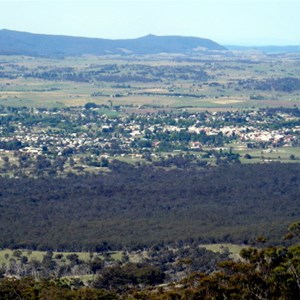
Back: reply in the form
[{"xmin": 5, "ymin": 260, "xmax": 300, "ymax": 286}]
[{"xmin": 0, "ymin": 52, "xmax": 299, "ymax": 110}]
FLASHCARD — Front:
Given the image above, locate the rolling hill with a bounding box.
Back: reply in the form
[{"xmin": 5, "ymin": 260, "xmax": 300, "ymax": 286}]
[{"xmin": 0, "ymin": 29, "xmax": 226, "ymax": 56}]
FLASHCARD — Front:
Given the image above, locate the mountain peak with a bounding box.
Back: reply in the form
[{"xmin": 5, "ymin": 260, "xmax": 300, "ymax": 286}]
[{"xmin": 145, "ymin": 34, "xmax": 156, "ymax": 37}]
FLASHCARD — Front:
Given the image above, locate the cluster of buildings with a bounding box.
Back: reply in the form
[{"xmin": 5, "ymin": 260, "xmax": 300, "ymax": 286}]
[{"xmin": 0, "ymin": 106, "xmax": 299, "ymax": 164}]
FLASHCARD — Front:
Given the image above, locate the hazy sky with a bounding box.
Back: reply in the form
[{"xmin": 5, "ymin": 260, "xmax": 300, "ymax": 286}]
[{"xmin": 1, "ymin": 0, "xmax": 299, "ymax": 45}]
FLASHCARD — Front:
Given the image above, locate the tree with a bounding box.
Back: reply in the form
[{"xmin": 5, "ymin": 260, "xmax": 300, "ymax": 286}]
[{"xmin": 90, "ymin": 257, "xmax": 104, "ymax": 276}]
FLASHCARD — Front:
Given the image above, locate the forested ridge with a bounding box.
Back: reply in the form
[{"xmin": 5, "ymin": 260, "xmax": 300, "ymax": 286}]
[{"xmin": 0, "ymin": 162, "xmax": 299, "ymax": 251}]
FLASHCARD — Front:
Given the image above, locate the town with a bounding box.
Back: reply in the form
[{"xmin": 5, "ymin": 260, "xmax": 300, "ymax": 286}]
[{"xmin": 1, "ymin": 104, "xmax": 300, "ymax": 177}]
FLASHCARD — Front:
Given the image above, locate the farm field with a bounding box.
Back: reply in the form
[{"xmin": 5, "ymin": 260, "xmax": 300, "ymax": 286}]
[
  {"xmin": 235, "ymin": 146, "xmax": 300, "ymax": 163},
  {"xmin": 0, "ymin": 52, "xmax": 300, "ymax": 110}
]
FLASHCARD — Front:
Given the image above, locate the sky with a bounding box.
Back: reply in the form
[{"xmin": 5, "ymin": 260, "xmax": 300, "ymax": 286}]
[{"xmin": 0, "ymin": 0, "xmax": 300, "ymax": 46}]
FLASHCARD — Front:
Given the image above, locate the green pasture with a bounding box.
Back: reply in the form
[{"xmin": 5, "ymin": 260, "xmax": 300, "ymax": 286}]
[
  {"xmin": 233, "ymin": 146, "xmax": 300, "ymax": 164},
  {"xmin": 199, "ymin": 243, "xmax": 247, "ymax": 260},
  {"xmin": 0, "ymin": 249, "xmax": 123, "ymax": 266},
  {"xmin": 0, "ymin": 244, "xmax": 246, "ymax": 267},
  {"xmin": 0, "ymin": 54, "xmax": 300, "ymax": 110}
]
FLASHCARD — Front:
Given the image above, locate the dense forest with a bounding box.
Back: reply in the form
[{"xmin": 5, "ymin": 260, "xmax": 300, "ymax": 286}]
[{"xmin": 0, "ymin": 162, "xmax": 300, "ymax": 251}]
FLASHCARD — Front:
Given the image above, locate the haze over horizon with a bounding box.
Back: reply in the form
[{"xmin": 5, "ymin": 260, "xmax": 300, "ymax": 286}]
[{"xmin": 0, "ymin": 0, "xmax": 299, "ymax": 46}]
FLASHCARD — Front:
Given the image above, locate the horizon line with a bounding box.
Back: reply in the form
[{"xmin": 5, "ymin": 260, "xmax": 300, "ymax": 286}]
[{"xmin": 1, "ymin": 28, "xmax": 300, "ymax": 47}]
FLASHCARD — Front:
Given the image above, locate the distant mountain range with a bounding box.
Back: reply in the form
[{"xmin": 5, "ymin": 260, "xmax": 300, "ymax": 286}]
[
  {"xmin": 226, "ymin": 45, "xmax": 300, "ymax": 54},
  {"xmin": 1, "ymin": 29, "xmax": 299, "ymax": 57},
  {"xmin": 0, "ymin": 29, "xmax": 226, "ymax": 56}
]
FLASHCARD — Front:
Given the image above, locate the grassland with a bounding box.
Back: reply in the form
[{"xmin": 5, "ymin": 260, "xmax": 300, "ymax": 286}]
[
  {"xmin": 199, "ymin": 243, "xmax": 247, "ymax": 260},
  {"xmin": 0, "ymin": 53, "xmax": 299, "ymax": 110},
  {"xmin": 0, "ymin": 249, "xmax": 123, "ymax": 266},
  {"xmin": 0, "ymin": 244, "xmax": 245, "ymax": 266},
  {"xmin": 233, "ymin": 145, "xmax": 300, "ymax": 164}
]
